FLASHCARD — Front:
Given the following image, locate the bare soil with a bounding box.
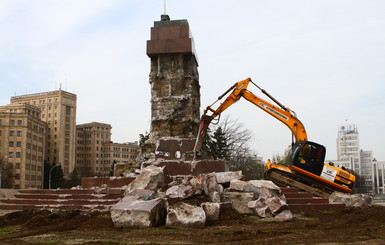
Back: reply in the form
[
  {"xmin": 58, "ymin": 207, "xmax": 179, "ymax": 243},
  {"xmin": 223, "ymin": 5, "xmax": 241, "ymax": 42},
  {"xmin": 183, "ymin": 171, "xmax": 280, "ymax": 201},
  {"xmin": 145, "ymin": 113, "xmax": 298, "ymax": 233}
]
[{"xmin": 0, "ymin": 205, "xmax": 385, "ymax": 245}]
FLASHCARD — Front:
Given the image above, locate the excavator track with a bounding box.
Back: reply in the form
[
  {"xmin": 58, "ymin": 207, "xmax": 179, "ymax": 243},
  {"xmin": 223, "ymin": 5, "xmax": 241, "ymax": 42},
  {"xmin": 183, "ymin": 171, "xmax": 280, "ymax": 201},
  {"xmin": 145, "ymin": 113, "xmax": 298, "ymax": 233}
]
[{"xmin": 265, "ymin": 168, "xmax": 335, "ymax": 198}]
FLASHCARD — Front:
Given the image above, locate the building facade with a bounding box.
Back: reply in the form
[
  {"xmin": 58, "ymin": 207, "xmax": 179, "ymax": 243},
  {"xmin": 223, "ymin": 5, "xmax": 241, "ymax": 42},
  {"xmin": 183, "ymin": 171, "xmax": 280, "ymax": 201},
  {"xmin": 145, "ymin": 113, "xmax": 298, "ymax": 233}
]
[
  {"xmin": 0, "ymin": 104, "xmax": 47, "ymax": 188},
  {"xmin": 373, "ymin": 160, "xmax": 385, "ymax": 194},
  {"xmin": 335, "ymin": 124, "xmax": 375, "ymax": 193},
  {"xmin": 10, "ymin": 90, "xmax": 77, "ymax": 175},
  {"xmin": 76, "ymin": 122, "xmax": 139, "ymax": 177}
]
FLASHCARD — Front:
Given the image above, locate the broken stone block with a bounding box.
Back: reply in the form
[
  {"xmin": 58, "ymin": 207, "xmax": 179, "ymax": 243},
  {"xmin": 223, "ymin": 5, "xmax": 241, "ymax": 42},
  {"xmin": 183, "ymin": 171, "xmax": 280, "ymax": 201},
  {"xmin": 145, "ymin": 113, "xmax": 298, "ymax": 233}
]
[
  {"xmin": 222, "ymin": 191, "xmax": 255, "ymax": 214},
  {"xmin": 126, "ymin": 189, "xmax": 156, "ymax": 200},
  {"xmin": 126, "ymin": 165, "xmax": 165, "ymax": 193},
  {"xmin": 246, "ymin": 180, "xmax": 281, "ymax": 194},
  {"xmin": 166, "ymin": 202, "xmax": 206, "ymax": 228},
  {"xmin": 201, "ymin": 202, "xmax": 232, "ymax": 221},
  {"xmin": 214, "ymin": 171, "xmax": 243, "ymax": 184},
  {"xmin": 229, "ymin": 179, "xmax": 247, "ymax": 192},
  {"xmin": 274, "ymin": 209, "xmax": 293, "ymax": 220},
  {"xmin": 192, "ymin": 160, "xmax": 226, "ymax": 176},
  {"xmin": 248, "ymin": 197, "xmax": 272, "ymax": 218},
  {"xmin": 202, "ymin": 173, "xmax": 221, "ymax": 203},
  {"xmin": 189, "ymin": 175, "xmax": 204, "ymax": 195},
  {"xmin": 267, "ymin": 196, "xmax": 288, "ymax": 215},
  {"xmin": 110, "ymin": 197, "xmax": 166, "ymax": 228},
  {"xmin": 329, "ymin": 192, "xmax": 372, "ymax": 207},
  {"xmin": 165, "ymin": 184, "xmax": 195, "ymax": 199}
]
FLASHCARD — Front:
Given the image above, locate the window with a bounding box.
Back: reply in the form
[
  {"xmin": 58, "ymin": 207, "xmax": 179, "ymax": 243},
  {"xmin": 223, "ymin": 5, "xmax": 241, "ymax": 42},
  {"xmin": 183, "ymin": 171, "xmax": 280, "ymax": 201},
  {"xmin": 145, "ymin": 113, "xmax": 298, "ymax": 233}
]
[
  {"xmin": 16, "ymin": 142, "xmax": 21, "ymax": 147},
  {"xmin": 0, "ymin": 119, "xmax": 2, "ymax": 125},
  {"xmin": 9, "ymin": 130, "xmax": 14, "ymax": 136},
  {"xmin": 8, "ymin": 152, "xmax": 14, "ymax": 158},
  {"xmin": 17, "ymin": 131, "xmax": 22, "ymax": 137},
  {"xmin": 10, "ymin": 120, "xmax": 15, "ymax": 126},
  {"xmin": 9, "ymin": 141, "xmax": 14, "ymax": 147},
  {"xmin": 0, "ymin": 130, "xmax": 2, "ymax": 136},
  {"xmin": 17, "ymin": 120, "xmax": 22, "ymax": 126},
  {"xmin": 16, "ymin": 152, "xmax": 21, "ymax": 158},
  {"xmin": 15, "ymin": 174, "xmax": 20, "ymax": 180},
  {"xmin": 15, "ymin": 163, "xmax": 20, "ymax": 169}
]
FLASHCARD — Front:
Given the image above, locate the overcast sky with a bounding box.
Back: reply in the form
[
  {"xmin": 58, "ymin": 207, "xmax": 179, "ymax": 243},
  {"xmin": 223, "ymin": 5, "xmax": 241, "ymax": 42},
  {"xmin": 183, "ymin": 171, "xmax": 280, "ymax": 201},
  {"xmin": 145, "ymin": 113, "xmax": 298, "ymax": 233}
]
[{"xmin": 1, "ymin": 0, "xmax": 384, "ymax": 161}]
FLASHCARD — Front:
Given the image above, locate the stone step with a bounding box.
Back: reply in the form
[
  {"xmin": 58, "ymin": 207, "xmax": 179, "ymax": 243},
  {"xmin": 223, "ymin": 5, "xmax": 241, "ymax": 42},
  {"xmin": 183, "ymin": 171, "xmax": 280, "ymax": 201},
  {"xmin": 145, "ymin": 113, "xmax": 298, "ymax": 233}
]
[
  {"xmin": 280, "ymin": 187, "xmax": 346, "ymax": 212},
  {"xmin": 1, "ymin": 198, "xmax": 120, "ymax": 205},
  {"xmin": 0, "ymin": 204, "xmax": 112, "ymax": 211},
  {"xmin": 288, "ymin": 203, "xmax": 346, "ymax": 211},
  {"xmin": 280, "ymin": 187, "xmax": 300, "ymax": 193},
  {"xmin": 14, "ymin": 193, "xmax": 123, "ymax": 200},
  {"xmin": 283, "ymin": 192, "xmax": 314, "ymax": 199},
  {"xmin": 0, "ymin": 188, "xmax": 124, "ymax": 211},
  {"xmin": 18, "ymin": 189, "xmax": 95, "ymax": 194},
  {"xmin": 286, "ymin": 198, "xmax": 329, "ymax": 204}
]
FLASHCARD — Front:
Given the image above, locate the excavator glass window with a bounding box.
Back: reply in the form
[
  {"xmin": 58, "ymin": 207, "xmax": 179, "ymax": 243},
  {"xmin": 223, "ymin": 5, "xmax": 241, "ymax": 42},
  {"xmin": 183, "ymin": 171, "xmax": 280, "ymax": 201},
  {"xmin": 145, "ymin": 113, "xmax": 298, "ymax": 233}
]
[{"xmin": 292, "ymin": 141, "xmax": 326, "ymax": 176}]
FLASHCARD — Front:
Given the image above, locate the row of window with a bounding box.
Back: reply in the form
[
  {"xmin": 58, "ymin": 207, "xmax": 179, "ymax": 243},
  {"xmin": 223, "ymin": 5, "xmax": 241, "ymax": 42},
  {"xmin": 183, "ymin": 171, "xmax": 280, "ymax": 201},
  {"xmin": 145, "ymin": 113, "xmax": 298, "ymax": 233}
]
[{"xmin": 8, "ymin": 141, "xmax": 22, "ymax": 147}]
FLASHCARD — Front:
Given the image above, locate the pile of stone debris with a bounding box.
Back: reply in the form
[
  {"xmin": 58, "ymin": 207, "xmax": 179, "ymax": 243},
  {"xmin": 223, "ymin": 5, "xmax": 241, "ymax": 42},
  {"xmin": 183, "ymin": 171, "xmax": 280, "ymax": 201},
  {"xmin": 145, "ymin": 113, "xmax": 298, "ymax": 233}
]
[{"xmin": 110, "ymin": 165, "xmax": 293, "ymax": 228}]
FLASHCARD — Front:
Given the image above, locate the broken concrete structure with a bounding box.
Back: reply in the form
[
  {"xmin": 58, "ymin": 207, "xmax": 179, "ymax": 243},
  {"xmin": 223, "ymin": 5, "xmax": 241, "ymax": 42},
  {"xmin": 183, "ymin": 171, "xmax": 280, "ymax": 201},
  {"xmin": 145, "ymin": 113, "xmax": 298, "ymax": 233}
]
[
  {"xmin": 110, "ymin": 196, "xmax": 166, "ymax": 228},
  {"xmin": 147, "ymin": 14, "xmax": 200, "ymax": 140},
  {"xmin": 329, "ymin": 192, "xmax": 372, "ymax": 207},
  {"xmin": 166, "ymin": 202, "xmax": 206, "ymax": 228}
]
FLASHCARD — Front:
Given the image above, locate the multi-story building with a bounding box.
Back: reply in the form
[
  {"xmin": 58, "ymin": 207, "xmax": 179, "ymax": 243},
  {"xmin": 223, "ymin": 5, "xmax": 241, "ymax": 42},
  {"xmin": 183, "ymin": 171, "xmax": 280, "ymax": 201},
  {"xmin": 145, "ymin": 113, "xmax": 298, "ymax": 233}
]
[
  {"xmin": 373, "ymin": 160, "xmax": 385, "ymax": 194},
  {"xmin": 336, "ymin": 125, "xmax": 360, "ymax": 172},
  {"xmin": 335, "ymin": 124, "xmax": 375, "ymax": 193},
  {"xmin": 10, "ymin": 90, "xmax": 77, "ymax": 175},
  {"xmin": 76, "ymin": 122, "xmax": 139, "ymax": 177},
  {"xmin": 0, "ymin": 103, "xmax": 47, "ymax": 188}
]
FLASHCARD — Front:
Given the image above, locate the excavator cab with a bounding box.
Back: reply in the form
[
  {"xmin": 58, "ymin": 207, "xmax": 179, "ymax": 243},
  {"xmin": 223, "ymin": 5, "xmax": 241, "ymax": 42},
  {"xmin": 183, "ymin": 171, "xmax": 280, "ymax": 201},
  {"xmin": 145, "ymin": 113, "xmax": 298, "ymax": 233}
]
[{"xmin": 291, "ymin": 141, "xmax": 326, "ymax": 176}]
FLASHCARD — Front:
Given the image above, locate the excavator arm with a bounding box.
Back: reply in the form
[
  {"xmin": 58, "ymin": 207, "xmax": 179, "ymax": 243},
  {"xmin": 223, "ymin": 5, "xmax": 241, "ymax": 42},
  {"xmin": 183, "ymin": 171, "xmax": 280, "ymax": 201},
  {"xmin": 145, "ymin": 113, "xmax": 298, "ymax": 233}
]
[{"xmin": 194, "ymin": 78, "xmax": 307, "ymax": 153}]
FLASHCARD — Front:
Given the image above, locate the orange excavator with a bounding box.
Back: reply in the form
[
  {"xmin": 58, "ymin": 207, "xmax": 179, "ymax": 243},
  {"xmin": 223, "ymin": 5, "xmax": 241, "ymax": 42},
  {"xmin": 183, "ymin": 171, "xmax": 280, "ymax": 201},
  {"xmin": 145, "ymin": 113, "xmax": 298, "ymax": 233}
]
[{"xmin": 194, "ymin": 78, "xmax": 355, "ymax": 197}]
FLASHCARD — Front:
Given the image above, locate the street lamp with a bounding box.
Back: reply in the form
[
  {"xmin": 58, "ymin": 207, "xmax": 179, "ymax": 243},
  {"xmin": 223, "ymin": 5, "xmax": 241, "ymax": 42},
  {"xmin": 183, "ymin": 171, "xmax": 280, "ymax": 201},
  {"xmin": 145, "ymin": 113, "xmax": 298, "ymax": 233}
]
[{"xmin": 49, "ymin": 164, "xmax": 61, "ymax": 189}]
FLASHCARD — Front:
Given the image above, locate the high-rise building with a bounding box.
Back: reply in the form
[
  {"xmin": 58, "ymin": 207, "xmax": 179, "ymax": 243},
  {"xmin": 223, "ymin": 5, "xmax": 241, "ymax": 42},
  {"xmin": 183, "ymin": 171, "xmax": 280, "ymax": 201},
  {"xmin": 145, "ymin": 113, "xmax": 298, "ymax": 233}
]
[
  {"xmin": 0, "ymin": 103, "xmax": 47, "ymax": 188},
  {"xmin": 10, "ymin": 90, "xmax": 77, "ymax": 175},
  {"xmin": 335, "ymin": 124, "xmax": 375, "ymax": 193},
  {"xmin": 336, "ymin": 125, "xmax": 360, "ymax": 172},
  {"xmin": 76, "ymin": 122, "xmax": 139, "ymax": 177}
]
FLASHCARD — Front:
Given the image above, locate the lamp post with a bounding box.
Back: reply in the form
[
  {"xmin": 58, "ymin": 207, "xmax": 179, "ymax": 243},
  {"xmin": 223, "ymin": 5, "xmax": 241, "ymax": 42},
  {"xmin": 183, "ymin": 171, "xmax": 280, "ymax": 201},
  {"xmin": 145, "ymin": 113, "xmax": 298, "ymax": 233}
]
[{"xmin": 49, "ymin": 164, "xmax": 61, "ymax": 189}]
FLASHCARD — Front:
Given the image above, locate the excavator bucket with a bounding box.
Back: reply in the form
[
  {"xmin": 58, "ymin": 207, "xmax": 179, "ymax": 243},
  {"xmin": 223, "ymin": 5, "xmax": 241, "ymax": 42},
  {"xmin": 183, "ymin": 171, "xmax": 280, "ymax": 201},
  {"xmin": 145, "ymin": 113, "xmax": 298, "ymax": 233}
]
[{"xmin": 193, "ymin": 115, "xmax": 213, "ymax": 154}]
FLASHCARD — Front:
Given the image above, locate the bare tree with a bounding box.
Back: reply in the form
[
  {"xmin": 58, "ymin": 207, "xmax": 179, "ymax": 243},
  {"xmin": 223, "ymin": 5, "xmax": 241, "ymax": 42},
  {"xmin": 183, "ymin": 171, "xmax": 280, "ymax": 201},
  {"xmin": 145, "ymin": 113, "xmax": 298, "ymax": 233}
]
[{"xmin": 210, "ymin": 115, "xmax": 254, "ymax": 161}]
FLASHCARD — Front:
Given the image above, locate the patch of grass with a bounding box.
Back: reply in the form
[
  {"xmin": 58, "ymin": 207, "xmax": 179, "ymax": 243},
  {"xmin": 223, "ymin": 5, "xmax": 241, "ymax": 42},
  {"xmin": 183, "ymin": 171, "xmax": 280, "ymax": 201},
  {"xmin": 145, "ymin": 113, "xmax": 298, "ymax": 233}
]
[
  {"xmin": 30, "ymin": 240, "xmax": 65, "ymax": 244},
  {"xmin": 0, "ymin": 226, "xmax": 17, "ymax": 235},
  {"xmin": 298, "ymin": 216, "xmax": 319, "ymax": 221},
  {"xmin": 261, "ymin": 229, "xmax": 306, "ymax": 234},
  {"xmin": 318, "ymin": 210, "xmax": 336, "ymax": 214}
]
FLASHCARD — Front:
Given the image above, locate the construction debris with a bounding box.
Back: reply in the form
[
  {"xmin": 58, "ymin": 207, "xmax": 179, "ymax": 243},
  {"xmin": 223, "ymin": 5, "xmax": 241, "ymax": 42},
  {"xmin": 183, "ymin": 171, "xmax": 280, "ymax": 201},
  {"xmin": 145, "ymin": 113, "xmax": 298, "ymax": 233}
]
[
  {"xmin": 329, "ymin": 192, "xmax": 372, "ymax": 207},
  {"xmin": 166, "ymin": 202, "xmax": 206, "ymax": 228}
]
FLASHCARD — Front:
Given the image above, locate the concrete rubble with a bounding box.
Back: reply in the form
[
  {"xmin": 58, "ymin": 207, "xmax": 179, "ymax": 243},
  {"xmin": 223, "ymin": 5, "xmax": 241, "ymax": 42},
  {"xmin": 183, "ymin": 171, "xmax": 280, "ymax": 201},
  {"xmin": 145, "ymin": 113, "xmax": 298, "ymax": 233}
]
[
  {"xmin": 110, "ymin": 195, "xmax": 166, "ymax": 228},
  {"xmin": 224, "ymin": 179, "xmax": 291, "ymax": 219},
  {"xmin": 329, "ymin": 192, "xmax": 373, "ymax": 207},
  {"xmin": 166, "ymin": 202, "xmax": 206, "ymax": 228},
  {"xmin": 125, "ymin": 165, "xmax": 165, "ymax": 193},
  {"xmin": 110, "ymin": 166, "xmax": 294, "ymax": 228}
]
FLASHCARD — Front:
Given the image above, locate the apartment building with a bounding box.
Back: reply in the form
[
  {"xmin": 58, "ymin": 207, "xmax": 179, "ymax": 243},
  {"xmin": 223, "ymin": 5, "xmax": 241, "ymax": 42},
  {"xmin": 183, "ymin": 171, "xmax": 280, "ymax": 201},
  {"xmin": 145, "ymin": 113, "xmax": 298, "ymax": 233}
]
[
  {"xmin": 0, "ymin": 103, "xmax": 47, "ymax": 188},
  {"xmin": 76, "ymin": 122, "xmax": 139, "ymax": 177},
  {"xmin": 10, "ymin": 90, "xmax": 77, "ymax": 175}
]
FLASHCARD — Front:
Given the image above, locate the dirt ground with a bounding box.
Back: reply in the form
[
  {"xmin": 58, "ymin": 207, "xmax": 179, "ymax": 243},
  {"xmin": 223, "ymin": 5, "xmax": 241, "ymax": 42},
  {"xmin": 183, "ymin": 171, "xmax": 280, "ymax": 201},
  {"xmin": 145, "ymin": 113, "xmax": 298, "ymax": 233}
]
[{"xmin": 0, "ymin": 205, "xmax": 385, "ymax": 245}]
